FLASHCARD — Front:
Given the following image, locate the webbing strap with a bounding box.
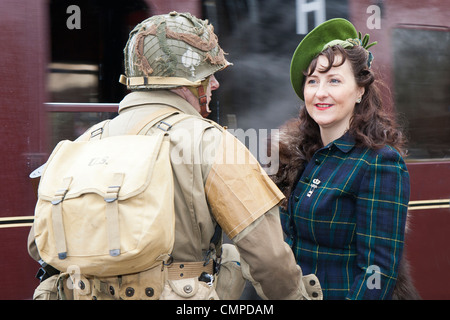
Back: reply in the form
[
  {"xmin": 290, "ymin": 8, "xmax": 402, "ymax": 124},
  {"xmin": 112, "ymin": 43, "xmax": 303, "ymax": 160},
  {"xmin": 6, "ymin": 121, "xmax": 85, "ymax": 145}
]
[
  {"xmin": 89, "ymin": 120, "xmax": 111, "ymax": 141},
  {"xmin": 167, "ymin": 259, "xmax": 214, "ymax": 280},
  {"xmin": 51, "ymin": 177, "xmax": 73, "ymax": 260},
  {"xmin": 119, "ymin": 74, "xmax": 202, "ymax": 87},
  {"xmin": 152, "ymin": 113, "xmax": 192, "ymax": 134},
  {"xmin": 104, "ymin": 173, "xmax": 125, "ymax": 257},
  {"xmin": 129, "ymin": 108, "xmax": 192, "ymax": 136},
  {"xmin": 127, "ymin": 107, "xmax": 179, "ymax": 135}
]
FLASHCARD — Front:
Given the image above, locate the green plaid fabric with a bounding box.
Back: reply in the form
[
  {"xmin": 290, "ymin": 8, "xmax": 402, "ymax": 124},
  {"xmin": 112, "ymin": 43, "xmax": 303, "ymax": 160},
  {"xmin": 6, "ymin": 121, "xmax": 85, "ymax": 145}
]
[{"xmin": 281, "ymin": 132, "xmax": 410, "ymax": 299}]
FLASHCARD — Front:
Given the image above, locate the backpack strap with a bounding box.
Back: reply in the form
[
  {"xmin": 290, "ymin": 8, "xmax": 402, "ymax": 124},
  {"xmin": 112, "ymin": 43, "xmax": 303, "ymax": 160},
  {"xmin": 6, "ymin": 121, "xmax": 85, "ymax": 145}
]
[
  {"xmin": 88, "ymin": 120, "xmax": 111, "ymax": 141},
  {"xmin": 51, "ymin": 176, "xmax": 73, "ymax": 260},
  {"xmin": 104, "ymin": 172, "xmax": 125, "ymax": 257},
  {"xmin": 127, "ymin": 107, "xmax": 180, "ymax": 135},
  {"xmin": 91, "ymin": 107, "xmax": 188, "ymax": 139},
  {"xmin": 146, "ymin": 112, "xmax": 193, "ymax": 134}
]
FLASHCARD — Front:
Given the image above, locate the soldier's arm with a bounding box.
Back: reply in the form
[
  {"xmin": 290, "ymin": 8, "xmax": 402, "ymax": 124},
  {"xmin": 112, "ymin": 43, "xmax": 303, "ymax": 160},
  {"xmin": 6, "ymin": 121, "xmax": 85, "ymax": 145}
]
[
  {"xmin": 233, "ymin": 206, "xmax": 321, "ymax": 300},
  {"xmin": 203, "ymin": 129, "xmax": 322, "ymax": 300}
]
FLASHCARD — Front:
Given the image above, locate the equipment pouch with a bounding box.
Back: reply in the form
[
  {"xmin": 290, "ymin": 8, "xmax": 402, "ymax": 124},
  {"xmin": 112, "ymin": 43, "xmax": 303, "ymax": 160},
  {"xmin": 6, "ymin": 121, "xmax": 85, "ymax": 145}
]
[
  {"xmin": 160, "ymin": 277, "xmax": 219, "ymax": 300},
  {"xmin": 32, "ymin": 274, "xmax": 59, "ymax": 300}
]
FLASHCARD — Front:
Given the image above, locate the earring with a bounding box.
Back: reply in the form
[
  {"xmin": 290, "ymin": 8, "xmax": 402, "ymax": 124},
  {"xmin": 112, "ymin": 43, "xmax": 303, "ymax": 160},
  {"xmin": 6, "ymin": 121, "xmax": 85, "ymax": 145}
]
[{"xmin": 356, "ymin": 97, "xmax": 362, "ymax": 103}]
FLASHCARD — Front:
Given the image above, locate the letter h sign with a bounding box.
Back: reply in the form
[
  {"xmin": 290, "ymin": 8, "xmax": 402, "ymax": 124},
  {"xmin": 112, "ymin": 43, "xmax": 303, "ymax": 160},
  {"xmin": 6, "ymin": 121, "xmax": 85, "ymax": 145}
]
[{"xmin": 296, "ymin": 0, "xmax": 326, "ymax": 34}]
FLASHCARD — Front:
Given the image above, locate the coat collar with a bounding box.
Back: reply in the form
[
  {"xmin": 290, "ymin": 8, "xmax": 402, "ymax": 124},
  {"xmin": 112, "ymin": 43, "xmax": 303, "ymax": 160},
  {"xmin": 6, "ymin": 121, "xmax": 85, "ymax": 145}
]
[
  {"xmin": 118, "ymin": 90, "xmax": 201, "ymax": 117},
  {"xmin": 328, "ymin": 131, "xmax": 356, "ymax": 153}
]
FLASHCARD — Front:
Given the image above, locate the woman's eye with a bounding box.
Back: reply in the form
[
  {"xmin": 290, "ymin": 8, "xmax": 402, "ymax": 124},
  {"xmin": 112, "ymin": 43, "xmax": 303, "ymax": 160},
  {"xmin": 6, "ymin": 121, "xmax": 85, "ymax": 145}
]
[
  {"xmin": 330, "ymin": 78, "xmax": 341, "ymax": 84},
  {"xmin": 307, "ymin": 79, "xmax": 317, "ymax": 84}
]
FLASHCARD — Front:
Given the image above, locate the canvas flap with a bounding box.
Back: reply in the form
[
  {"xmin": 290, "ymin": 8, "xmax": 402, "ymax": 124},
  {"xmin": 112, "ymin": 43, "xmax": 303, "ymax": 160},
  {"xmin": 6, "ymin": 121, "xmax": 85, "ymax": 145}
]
[{"xmin": 38, "ymin": 134, "xmax": 165, "ymax": 201}]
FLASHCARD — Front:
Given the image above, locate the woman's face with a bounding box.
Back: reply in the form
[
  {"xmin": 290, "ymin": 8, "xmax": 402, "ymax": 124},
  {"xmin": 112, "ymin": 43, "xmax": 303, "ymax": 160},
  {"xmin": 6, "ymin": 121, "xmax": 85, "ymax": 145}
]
[{"xmin": 303, "ymin": 54, "xmax": 364, "ymax": 138}]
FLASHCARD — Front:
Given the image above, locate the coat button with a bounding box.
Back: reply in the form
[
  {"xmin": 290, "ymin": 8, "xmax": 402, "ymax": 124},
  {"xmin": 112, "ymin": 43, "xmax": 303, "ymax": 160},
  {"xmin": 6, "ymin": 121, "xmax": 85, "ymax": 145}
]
[
  {"xmin": 304, "ymin": 177, "xmax": 310, "ymax": 183},
  {"xmin": 109, "ymin": 286, "xmax": 115, "ymax": 296},
  {"xmin": 183, "ymin": 285, "xmax": 193, "ymax": 294},
  {"xmin": 309, "ymin": 279, "xmax": 316, "ymax": 286},
  {"xmin": 315, "ymin": 158, "xmax": 321, "ymax": 165},
  {"xmin": 125, "ymin": 287, "xmax": 135, "ymax": 297},
  {"xmin": 145, "ymin": 287, "xmax": 154, "ymax": 297},
  {"xmin": 294, "ymin": 196, "xmax": 299, "ymax": 202},
  {"xmin": 312, "ymin": 292, "xmax": 319, "ymax": 298}
]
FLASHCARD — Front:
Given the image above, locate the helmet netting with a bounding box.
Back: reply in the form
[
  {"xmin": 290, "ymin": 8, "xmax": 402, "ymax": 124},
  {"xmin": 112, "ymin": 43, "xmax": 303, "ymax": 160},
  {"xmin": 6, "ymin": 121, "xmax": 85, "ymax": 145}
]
[{"xmin": 123, "ymin": 12, "xmax": 229, "ymax": 90}]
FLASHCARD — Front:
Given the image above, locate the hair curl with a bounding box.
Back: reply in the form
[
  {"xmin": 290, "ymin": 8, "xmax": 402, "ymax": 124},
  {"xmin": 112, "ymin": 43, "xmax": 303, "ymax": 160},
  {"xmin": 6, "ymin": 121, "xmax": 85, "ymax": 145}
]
[{"xmin": 297, "ymin": 45, "xmax": 407, "ymax": 160}]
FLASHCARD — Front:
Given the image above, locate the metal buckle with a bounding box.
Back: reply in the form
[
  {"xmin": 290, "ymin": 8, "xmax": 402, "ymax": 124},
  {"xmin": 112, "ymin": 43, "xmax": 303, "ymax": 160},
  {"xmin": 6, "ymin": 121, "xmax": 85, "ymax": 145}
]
[
  {"xmin": 157, "ymin": 121, "xmax": 172, "ymax": 132},
  {"xmin": 90, "ymin": 127, "xmax": 104, "ymax": 139},
  {"xmin": 163, "ymin": 255, "xmax": 174, "ymax": 266},
  {"xmin": 105, "ymin": 185, "xmax": 121, "ymax": 203},
  {"xmin": 51, "ymin": 188, "xmax": 69, "ymax": 205}
]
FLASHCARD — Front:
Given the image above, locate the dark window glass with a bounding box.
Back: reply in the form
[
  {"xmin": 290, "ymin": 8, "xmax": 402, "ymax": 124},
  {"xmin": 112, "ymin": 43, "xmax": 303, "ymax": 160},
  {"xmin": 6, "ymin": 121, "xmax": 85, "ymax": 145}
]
[
  {"xmin": 392, "ymin": 26, "xmax": 450, "ymax": 159},
  {"xmin": 47, "ymin": 0, "xmax": 150, "ymax": 147}
]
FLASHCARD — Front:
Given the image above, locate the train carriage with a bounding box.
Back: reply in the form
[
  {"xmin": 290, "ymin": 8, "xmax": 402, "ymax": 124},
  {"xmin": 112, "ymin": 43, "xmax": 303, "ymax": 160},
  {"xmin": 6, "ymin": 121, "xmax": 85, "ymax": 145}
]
[{"xmin": 0, "ymin": 0, "xmax": 448, "ymax": 299}]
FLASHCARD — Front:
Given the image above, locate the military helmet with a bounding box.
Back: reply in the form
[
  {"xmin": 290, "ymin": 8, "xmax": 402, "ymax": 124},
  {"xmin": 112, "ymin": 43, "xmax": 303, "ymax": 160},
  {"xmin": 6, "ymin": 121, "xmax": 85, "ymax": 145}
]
[{"xmin": 120, "ymin": 11, "xmax": 231, "ymax": 90}]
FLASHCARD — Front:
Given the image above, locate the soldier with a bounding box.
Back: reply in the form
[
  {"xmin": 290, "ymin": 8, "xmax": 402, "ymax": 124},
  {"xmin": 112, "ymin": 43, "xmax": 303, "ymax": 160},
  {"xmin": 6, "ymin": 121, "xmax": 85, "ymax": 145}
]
[{"xmin": 28, "ymin": 12, "xmax": 322, "ymax": 300}]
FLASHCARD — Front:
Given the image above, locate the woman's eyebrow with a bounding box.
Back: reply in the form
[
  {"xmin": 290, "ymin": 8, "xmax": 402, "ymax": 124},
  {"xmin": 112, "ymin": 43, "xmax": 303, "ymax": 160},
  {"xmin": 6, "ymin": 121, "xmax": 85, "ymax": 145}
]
[
  {"xmin": 324, "ymin": 73, "xmax": 343, "ymax": 77},
  {"xmin": 308, "ymin": 72, "xmax": 343, "ymax": 78}
]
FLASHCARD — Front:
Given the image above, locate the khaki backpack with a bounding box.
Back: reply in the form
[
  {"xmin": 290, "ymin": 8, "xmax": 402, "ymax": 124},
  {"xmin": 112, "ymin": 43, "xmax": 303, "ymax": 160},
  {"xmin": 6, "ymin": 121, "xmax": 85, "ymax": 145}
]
[{"xmin": 33, "ymin": 108, "xmax": 186, "ymax": 277}]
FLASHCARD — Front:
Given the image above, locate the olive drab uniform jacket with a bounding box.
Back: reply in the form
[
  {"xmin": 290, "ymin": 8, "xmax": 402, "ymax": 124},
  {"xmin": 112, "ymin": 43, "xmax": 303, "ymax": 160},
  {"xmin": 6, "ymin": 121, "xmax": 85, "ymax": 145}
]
[{"xmin": 28, "ymin": 90, "xmax": 322, "ymax": 300}]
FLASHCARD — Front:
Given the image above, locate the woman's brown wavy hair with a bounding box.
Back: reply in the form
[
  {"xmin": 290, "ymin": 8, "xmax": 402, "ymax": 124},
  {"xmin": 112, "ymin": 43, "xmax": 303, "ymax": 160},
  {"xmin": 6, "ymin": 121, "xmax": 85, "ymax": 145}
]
[{"xmin": 297, "ymin": 45, "xmax": 407, "ymax": 160}]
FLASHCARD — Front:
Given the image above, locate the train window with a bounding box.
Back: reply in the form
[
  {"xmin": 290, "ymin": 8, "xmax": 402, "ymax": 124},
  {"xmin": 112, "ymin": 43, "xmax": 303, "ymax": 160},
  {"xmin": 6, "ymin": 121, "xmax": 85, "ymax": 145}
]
[
  {"xmin": 48, "ymin": 111, "xmax": 111, "ymax": 146},
  {"xmin": 48, "ymin": 63, "xmax": 99, "ymax": 103},
  {"xmin": 47, "ymin": 0, "xmax": 150, "ymax": 148},
  {"xmin": 392, "ymin": 25, "xmax": 450, "ymax": 159}
]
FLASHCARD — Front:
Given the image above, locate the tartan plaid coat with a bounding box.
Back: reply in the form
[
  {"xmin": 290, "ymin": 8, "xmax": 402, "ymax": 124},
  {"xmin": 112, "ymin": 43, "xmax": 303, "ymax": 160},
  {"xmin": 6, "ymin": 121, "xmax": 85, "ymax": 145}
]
[{"xmin": 271, "ymin": 118, "xmax": 421, "ymax": 300}]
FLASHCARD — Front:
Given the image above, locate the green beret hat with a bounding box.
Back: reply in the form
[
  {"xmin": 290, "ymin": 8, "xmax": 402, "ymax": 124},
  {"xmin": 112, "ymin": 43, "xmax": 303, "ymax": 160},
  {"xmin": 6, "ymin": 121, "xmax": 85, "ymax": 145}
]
[{"xmin": 290, "ymin": 18, "xmax": 358, "ymax": 101}]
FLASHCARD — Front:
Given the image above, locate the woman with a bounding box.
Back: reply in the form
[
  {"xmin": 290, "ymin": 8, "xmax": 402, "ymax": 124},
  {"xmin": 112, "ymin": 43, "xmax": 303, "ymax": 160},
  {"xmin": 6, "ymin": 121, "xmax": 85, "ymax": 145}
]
[{"xmin": 272, "ymin": 18, "xmax": 420, "ymax": 299}]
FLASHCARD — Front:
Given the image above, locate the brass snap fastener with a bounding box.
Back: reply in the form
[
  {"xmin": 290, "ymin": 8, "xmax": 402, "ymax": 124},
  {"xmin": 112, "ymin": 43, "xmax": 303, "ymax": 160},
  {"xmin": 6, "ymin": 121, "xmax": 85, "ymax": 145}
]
[{"xmin": 183, "ymin": 284, "xmax": 193, "ymax": 294}]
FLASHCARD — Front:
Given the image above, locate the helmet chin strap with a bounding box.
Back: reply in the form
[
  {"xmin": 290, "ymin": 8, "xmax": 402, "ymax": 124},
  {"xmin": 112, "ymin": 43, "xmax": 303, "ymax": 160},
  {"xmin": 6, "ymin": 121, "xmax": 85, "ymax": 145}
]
[
  {"xmin": 188, "ymin": 77, "xmax": 210, "ymax": 118},
  {"xmin": 196, "ymin": 85, "xmax": 210, "ymax": 117}
]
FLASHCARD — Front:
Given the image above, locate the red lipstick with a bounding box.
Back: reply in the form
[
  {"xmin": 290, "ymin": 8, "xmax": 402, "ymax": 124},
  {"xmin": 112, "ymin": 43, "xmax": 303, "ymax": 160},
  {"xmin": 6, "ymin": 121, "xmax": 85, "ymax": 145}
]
[{"xmin": 315, "ymin": 103, "xmax": 333, "ymax": 110}]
